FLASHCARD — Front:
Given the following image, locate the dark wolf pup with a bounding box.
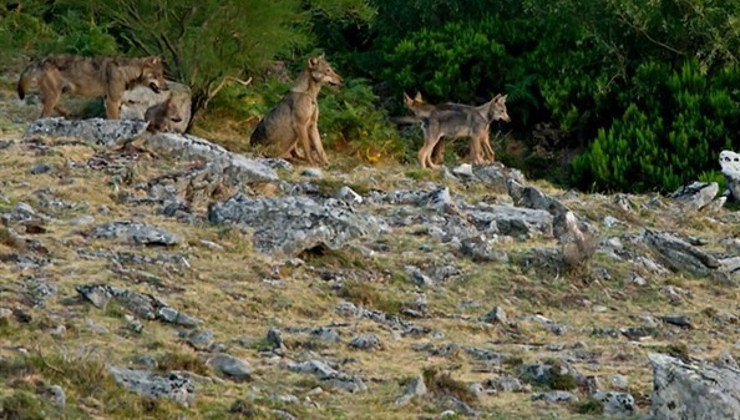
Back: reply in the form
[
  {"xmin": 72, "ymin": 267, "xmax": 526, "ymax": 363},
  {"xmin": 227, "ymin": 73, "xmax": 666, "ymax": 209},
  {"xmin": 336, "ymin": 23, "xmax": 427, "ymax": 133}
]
[
  {"xmin": 18, "ymin": 54, "xmax": 168, "ymax": 119},
  {"xmin": 250, "ymin": 54, "xmax": 341, "ymax": 166},
  {"xmin": 404, "ymin": 92, "xmax": 510, "ymax": 168}
]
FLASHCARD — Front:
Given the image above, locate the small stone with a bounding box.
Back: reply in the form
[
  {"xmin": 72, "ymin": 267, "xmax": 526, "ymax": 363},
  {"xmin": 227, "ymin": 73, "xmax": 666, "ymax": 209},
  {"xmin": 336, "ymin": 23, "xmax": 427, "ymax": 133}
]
[
  {"xmin": 266, "ymin": 328, "xmax": 286, "ymax": 351},
  {"xmin": 631, "ymin": 274, "xmax": 647, "ymax": 286},
  {"xmin": 29, "ymin": 162, "xmax": 52, "ymax": 175},
  {"xmin": 336, "ymin": 186, "xmax": 363, "ymax": 204},
  {"xmin": 182, "ymin": 329, "xmax": 214, "ymax": 351},
  {"xmin": 531, "ymin": 391, "xmax": 579, "ymax": 404},
  {"xmin": 481, "ymin": 306, "xmax": 508, "ymax": 324},
  {"xmin": 602, "ymin": 216, "xmax": 621, "ymax": 228},
  {"xmin": 84, "ymin": 318, "xmax": 109, "ymax": 334},
  {"xmin": 301, "ymin": 168, "xmax": 322, "ymax": 178},
  {"xmin": 592, "ymin": 305, "xmax": 608, "ymax": 314},
  {"xmin": 199, "ymin": 240, "xmax": 225, "ymax": 251},
  {"xmin": 662, "ymin": 315, "xmax": 692, "ymax": 328},
  {"xmin": 349, "ymin": 334, "xmax": 382, "ymax": 352},
  {"xmin": 603, "ymin": 374, "xmax": 629, "ymax": 391},
  {"xmin": 45, "ymin": 385, "xmax": 65, "ymax": 408},
  {"xmin": 592, "ymin": 391, "xmax": 635, "ymax": 416}
]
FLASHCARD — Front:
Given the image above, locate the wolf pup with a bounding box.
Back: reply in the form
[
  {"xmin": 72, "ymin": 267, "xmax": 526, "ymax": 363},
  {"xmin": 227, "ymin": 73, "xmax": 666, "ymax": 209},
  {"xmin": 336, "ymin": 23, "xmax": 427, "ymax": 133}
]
[
  {"xmin": 250, "ymin": 54, "xmax": 341, "ymax": 166},
  {"xmin": 403, "ymin": 92, "xmax": 510, "ymax": 168},
  {"xmin": 145, "ymin": 95, "xmax": 182, "ymax": 133},
  {"xmin": 18, "ymin": 54, "xmax": 168, "ymax": 119}
]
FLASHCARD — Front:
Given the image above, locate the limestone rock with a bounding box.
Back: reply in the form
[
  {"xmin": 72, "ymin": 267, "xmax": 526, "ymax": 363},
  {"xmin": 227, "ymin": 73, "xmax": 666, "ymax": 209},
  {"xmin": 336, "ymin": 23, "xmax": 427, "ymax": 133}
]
[
  {"xmin": 649, "ymin": 353, "xmax": 740, "ymax": 420},
  {"xmin": 669, "ymin": 182, "xmax": 718, "ymax": 210},
  {"xmin": 26, "ymin": 118, "xmax": 147, "ymax": 146},
  {"xmin": 109, "ymin": 367, "xmax": 197, "ymax": 406},
  {"xmin": 720, "ymin": 150, "xmax": 740, "ymax": 200},
  {"xmin": 89, "ymin": 221, "xmax": 182, "ymax": 246},
  {"xmin": 208, "ymin": 193, "xmax": 386, "ymax": 256}
]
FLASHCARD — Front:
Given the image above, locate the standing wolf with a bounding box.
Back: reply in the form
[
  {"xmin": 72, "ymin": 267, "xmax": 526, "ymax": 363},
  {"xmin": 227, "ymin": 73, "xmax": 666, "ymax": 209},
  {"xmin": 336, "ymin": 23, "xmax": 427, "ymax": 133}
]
[
  {"xmin": 250, "ymin": 54, "xmax": 341, "ymax": 166},
  {"xmin": 17, "ymin": 54, "xmax": 168, "ymax": 119},
  {"xmin": 404, "ymin": 92, "xmax": 510, "ymax": 168}
]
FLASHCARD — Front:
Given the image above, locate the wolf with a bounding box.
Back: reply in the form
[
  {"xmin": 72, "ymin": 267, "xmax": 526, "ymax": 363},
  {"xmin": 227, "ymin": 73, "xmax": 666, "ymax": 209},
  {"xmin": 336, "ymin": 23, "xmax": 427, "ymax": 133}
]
[
  {"xmin": 144, "ymin": 94, "xmax": 182, "ymax": 133},
  {"xmin": 18, "ymin": 54, "xmax": 168, "ymax": 119},
  {"xmin": 250, "ymin": 54, "xmax": 341, "ymax": 166},
  {"xmin": 403, "ymin": 92, "xmax": 510, "ymax": 168}
]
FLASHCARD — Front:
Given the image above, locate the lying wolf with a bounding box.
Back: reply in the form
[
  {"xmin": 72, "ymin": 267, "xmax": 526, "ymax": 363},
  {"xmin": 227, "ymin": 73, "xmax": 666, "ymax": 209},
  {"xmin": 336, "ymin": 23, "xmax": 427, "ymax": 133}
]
[
  {"xmin": 18, "ymin": 54, "xmax": 168, "ymax": 119},
  {"xmin": 404, "ymin": 92, "xmax": 510, "ymax": 168},
  {"xmin": 250, "ymin": 54, "xmax": 341, "ymax": 166},
  {"xmin": 144, "ymin": 94, "xmax": 183, "ymax": 133}
]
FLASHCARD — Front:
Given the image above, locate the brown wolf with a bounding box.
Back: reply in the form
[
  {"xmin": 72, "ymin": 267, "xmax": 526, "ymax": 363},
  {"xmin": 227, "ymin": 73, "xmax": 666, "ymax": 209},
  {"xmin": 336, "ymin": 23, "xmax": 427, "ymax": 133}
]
[
  {"xmin": 144, "ymin": 94, "xmax": 182, "ymax": 133},
  {"xmin": 403, "ymin": 92, "xmax": 510, "ymax": 168},
  {"xmin": 18, "ymin": 54, "xmax": 168, "ymax": 119},
  {"xmin": 250, "ymin": 54, "xmax": 341, "ymax": 166}
]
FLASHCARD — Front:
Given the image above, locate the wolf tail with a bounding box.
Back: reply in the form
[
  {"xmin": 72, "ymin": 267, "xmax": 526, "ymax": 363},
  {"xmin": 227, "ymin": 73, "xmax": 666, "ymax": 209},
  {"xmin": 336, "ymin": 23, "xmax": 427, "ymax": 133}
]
[{"xmin": 17, "ymin": 61, "xmax": 42, "ymax": 100}]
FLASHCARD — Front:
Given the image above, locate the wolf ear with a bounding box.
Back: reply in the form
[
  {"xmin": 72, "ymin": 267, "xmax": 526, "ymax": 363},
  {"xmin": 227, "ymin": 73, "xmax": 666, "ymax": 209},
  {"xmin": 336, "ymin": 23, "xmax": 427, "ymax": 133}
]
[
  {"xmin": 414, "ymin": 92, "xmax": 423, "ymax": 102},
  {"xmin": 403, "ymin": 92, "xmax": 413, "ymax": 108},
  {"xmin": 308, "ymin": 56, "xmax": 319, "ymax": 67},
  {"xmin": 495, "ymin": 94, "xmax": 507, "ymax": 103}
]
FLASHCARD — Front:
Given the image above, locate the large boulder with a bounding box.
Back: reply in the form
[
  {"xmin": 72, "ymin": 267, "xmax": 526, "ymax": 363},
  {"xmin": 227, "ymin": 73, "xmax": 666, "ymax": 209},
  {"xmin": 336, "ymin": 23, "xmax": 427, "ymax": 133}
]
[
  {"xmin": 208, "ymin": 193, "xmax": 386, "ymax": 255},
  {"xmin": 464, "ymin": 204, "xmax": 553, "ymax": 239},
  {"xmin": 145, "ymin": 133, "xmax": 277, "ymax": 184},
  {"xmin": 649, "ymin": 353, "xmax": 740, "ymax": 420},
  {"xmin": 669, "ymin": 182, "xmax": 718, "ymax": 210},
  {"xmin": 121, "ymin": 81, "xmax": 191, "ymax": 133},
  {"xmin": 720, "ymin": 150, "xmax": 740, "ymax": 200},
  {"xmin": 26, "ymin": 118, "xmax": 148, "ymax": 147},
  {"xmin": 642, "ymin": 229, "xmax": 720, "ymax": 277}
]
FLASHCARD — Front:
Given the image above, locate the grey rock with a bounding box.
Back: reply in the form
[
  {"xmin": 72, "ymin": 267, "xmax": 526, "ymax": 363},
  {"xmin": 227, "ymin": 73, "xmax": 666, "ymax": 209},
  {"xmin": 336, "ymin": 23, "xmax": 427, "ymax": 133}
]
[
  {"xmin": 75, "ymin": 284, "xmax": 112, "ymax": 308},
  {"xmin": 287, "ymin": 360, "xmax": 366, "ymax": 392},
  {"xmin": 301, "ymin": 168, "xmax": 322, "ymax": 178},
  {"xmin": 472, "ymin": 163, "xmax": 526, "ymax": 190},
  {"xmin": 182, "ymin": 329, "xmax": 214, "ymax": 351},
  {"xmin": 603, "ymin": 374, "xmax": 629, "ymax": 391},
  {"xmin": 26, "ymin": 118, "xmax": 147, "ymax": 146},
  {"xmin": 481, "ymin": 306, "xmax": 508, "ymax": 324},
  {"xmin": 157, "ymin": 307, "xmax": 201, "ymax": 327},
  {"xmin": 531, "ymin": 391, "xmax": 578, "ymax": 403},
  {"xmin": 404, "ymin": 266, "xmax": 435, "ymax": 287},
  {"xmin": 89, "ymin": 221, "xmax": 182, "ymax": 246},
  {"xmin": 209, "ymin": 194, "xmax": 385, "ymax": 256},
  {"xmin": 109, "ymin": 367, "xmax": 196, "ymax": 406},
  {"xmin": 649, "ymin": 353, "xmax": 740, "ymax": 420},
  {"xmin": 120, "ymin": 81, "xmax": 191, "ymax": 133},
  {"xmin": 394, "ymin": 375, "xmax": 427, "ymax": 406},
  {"xmin": 720, "ymin": 150, "xmax": 740, "ymax": 200},
  {"xmin": 460, "ymin": 237, "xmax": 509, "ymax": 263},
  {"xmin": 29, "ymin": 162, "xmax": 52, "ymax": 175},
  {"xmin": 337, "ymin": 186, "xmax": 363, "ymax": 204},
  {"xmin": 485, "ymin": 376, "xmax": 530, "ymax": 393},
  {"xmin": 145, "ymin": 133, "xmax": 277, "ymax": 183},
  {"xmin": 311, "ymin": 327, "xmax": 342, "ymax": 343},
  {"xmin": 465, "ymin": 204, "xmax": 553, "ymax": 238},
  {"xmin": 592, "ymin": 391, "xmax": 635, "ymax": 416},
  {"xmin": 603, "ymin": 216, "xmax": 621, "ymax": 228},
  {"xmin": 418, "ymin": 187, "xmax": 456, "ymax": 211},
  {"xmin": 349, "ymin": 334, "xmax": 382, "ymax": 351},
  {"xmin": 643, "ymin": 229, "xmax": 721, "ymax": 278},
  {"xmin": 44, "ymin": 385, "xmax": 65, "ymax": 408},
  {"xmin": 661, "ymin": 315, "xmax": 692, "ymax": 328},
  {"xmin": 84, "ymin": 319, "xmax": 109, "ymax": 334},
  {"xmin": 210, "ymin": 354, "xmax": 251, "ymax": 380},
  {"xmin": 519, "ymin": 314, "xmax": 568, "ymax": 335},
  {"xmin": 519, "ymin": 361, "xmax": 582, "ymax": 389},
  {"xmin": 452, "ymin": 164, "xmax": 474, "ymax": 178},
  {"xmin": 670, "ymin": 181, "xmax": 718, "ymax": 210}
]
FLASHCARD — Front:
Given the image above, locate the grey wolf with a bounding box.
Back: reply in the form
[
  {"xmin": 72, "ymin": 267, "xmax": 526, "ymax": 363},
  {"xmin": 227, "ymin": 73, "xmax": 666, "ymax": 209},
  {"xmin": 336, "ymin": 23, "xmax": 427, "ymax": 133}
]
[
  {"xmin": 403, "ymin": 92, "xmax": 510, "ymax": 168},
  {"xmin": 18, "ymin": 54, "xmax": 167, "ymax": 119},
  {"xmin": 250, "ymin": 54, "xmax": 341, "ymax": 166},
  {"xmin": 145, "ymin": 94, "xmax": 182, "ymax": 133}
]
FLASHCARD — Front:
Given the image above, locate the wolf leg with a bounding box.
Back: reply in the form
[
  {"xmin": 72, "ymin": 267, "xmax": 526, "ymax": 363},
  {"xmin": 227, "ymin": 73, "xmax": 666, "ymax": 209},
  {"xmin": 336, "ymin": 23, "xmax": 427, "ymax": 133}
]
[
  {"xmin": 432, "ymin": 138, "xmax": 445, "ymax": 165},
  {"xmin": 309, "ymin": 123, "xmax": 329, "ymax": 166},
  {"xmin": 39, "ymin": 71, "xmax": 61, "ymax": 118},
  {"xmin": 294, "ymin": 123, "xmax": 316, "ymax": 166}
]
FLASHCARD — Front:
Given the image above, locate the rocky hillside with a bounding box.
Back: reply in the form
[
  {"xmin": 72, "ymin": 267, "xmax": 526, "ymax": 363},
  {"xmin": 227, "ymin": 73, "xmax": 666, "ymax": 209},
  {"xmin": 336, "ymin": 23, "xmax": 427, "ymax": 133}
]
[{"xmin": 2, "ymin": 86, "xmax": 740, "ymax": 419}]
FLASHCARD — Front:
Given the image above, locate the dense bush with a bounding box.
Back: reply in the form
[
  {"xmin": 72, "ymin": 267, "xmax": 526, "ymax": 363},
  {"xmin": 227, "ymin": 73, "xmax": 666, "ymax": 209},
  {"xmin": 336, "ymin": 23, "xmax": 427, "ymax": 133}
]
[{"xmin": 573, "ymin": 60, "xmax": 740, "ymax": 192}]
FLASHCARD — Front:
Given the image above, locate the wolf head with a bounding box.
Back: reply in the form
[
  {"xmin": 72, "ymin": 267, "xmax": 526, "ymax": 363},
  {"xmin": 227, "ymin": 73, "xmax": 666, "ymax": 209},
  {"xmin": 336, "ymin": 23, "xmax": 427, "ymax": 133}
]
[
  {"xmin": 489, "ymin": 94, "xmax": 510, "ymax": 122},
  {"xmin": 142, "ymin": 56, "xmax": 168, "ymax": 94},
  {"xmin": 403, "ymin": 92, "xmax": 435, "ymax": 117},
  {"xmin": 309, "ymin": 54, "xmax": 342, "ymax": 87}
]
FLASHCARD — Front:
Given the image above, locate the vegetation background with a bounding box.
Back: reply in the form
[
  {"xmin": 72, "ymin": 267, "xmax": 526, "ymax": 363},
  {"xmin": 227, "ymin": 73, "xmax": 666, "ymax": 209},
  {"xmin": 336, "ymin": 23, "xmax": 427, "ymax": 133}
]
[{"xmin": 3, "ymin": 0, "xmax": 740, "ymax": 193}]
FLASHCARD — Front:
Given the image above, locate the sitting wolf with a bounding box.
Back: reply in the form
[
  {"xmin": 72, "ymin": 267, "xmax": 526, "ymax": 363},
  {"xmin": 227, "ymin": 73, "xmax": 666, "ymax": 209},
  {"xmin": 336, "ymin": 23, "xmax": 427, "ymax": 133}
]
[
  {"xmin": 18, "ymin": 54, "xmax": 168, "ymax": 119},
  {"xmin": 250, "ymin": 54, "xmax": 341, "ymax": 166},
  {"xmin": 404, "ymin": 92, "xmax": 510, "ymax": 168}
]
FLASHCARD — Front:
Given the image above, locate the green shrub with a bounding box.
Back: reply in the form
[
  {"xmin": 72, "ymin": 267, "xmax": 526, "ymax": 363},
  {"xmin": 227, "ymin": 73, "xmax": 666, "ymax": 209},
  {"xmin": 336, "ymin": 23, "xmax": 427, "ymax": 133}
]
[{"xmin": 573, "ymin": 60, "xmax": 740, "ymax": 192}]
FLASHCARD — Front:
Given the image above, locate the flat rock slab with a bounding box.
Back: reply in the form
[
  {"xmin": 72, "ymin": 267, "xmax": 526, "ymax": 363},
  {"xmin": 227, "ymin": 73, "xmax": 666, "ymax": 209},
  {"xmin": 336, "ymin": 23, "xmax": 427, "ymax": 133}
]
[
  {"xmin": 208, "ymin": 193, "xmax": 386, "ymax": 256},
  {"xmin": 26, "ymin": 118, "xmax": 148, "ymax": 146},
  {"xmin": 643, "ymin": 229, "xmax": 720, "ymax": 277},
  {"xmin": 89, "ymin": 221, "xmax": 182, "ymax": 246},
  {"xmin": 145, "ymin": 133, "xmax": 277, "ymax": 184},
  {"xmin": 109, "ymin": 367, "xmax": 196, "ymax": 406},
  {"xmin": 649, "ymin": 353, "xmax": 740, "ymax": 419}
]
